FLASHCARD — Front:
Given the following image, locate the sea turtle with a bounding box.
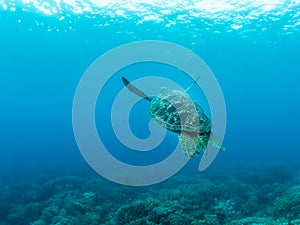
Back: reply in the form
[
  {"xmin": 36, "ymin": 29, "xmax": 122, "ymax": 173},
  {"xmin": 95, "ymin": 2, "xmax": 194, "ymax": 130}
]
[{"xmin": 122, "ymin": 76, "xmax": 225, "ymax": 157}]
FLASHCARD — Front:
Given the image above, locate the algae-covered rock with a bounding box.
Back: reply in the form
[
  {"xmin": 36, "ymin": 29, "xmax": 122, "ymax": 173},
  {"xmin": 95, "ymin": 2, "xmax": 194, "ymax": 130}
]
[
  {"xmin": 115, "ymin": 198, "xmax": 159, "ymax": 224},
  {"xmin": 167, "ymin": 210, "xmax": 190, "ymax": 225},
  {"xmin": 228, "ymin": 216, "xmax": 285, "ymax": 225},
  {"xmin": 274, "ymin": 185, "xmax": 300, "ymax": 220},
  {"xmin": 82, "ymin": 212, "xmax": 102, "ymax": 225},
  {"xmin": 197, "ymin": 214, "xmax": 218, "ymax": 225},
  {"xmin": 115, "ymin": 197, "xmax": 191, "ymax": 225},
  {"xmin": 31, "ymin": 220, "xmax": 46, "ymax": 225},
  {"xmin": 5, "ymin": 202, "xmax": 44, "ymax": 225},
  {"xmin": 214, "ymin": 200, "xmax": 237, "ymax": 224},
  {"xmin": 290, "ymin": 219, "xmax": 300, "ymax": 225}
]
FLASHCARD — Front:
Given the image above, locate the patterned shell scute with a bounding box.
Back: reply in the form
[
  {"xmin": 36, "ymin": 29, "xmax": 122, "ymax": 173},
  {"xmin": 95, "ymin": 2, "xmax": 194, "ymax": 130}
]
[{"xmin": 149, "ymin": 87, "xmax": 211, "ymax": 134}]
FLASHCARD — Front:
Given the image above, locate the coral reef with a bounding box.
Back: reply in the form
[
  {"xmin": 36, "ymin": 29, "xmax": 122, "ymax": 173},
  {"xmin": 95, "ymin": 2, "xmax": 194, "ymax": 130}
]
[{"xmin": 0, "ymin": 165, "xmax": 299, "ymax": 225}]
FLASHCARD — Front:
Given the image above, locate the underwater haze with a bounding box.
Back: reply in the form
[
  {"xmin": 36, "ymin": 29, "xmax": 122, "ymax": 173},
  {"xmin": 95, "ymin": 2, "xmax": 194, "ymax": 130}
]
[{"xmin": 1, "ymin": 0, "xmax": 300, "ymax": 224}]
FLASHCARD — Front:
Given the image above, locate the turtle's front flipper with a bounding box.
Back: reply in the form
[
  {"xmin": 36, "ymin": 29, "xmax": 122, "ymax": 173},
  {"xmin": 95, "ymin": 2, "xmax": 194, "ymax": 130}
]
[{"xmin": 122, "ymin": 77, "xmax": 152, "ymax": 102}]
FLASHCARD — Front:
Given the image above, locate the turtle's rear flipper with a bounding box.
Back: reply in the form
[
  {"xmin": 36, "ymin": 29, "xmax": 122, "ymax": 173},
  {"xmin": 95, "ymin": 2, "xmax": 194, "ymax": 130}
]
[
  {"xmin": 209, "ymin": 132, "xmax": 226, "ymax": 152},
  {"xmin": 122, "ymin": 77, "xmax": 152, "ymax": 102},
  {"xmin": 178, "ymin": 131, "xmax": 200, "ymax": 158},
  {"xmin": 178, "ymin": 131, "xmax": 225, "ymax": 157}
]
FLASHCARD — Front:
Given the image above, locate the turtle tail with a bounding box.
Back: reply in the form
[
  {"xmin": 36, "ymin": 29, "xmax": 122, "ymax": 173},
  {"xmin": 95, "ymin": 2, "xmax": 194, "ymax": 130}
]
[{"xmin": 122, "ymin": 77, "xmax": 152, "ymax": 102}]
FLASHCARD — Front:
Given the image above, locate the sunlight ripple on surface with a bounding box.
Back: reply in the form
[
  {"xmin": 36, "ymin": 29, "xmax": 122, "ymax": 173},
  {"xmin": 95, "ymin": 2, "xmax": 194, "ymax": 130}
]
[{"xmin": 2, "ymin": 0, "xmax": 300, "ymax": 34}]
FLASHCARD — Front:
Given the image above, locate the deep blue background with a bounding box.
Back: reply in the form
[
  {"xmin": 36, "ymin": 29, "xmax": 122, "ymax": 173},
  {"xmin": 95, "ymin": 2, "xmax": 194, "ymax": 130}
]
[{"xmin": 1, "ymin": 4, "xmax": 300, "ymax": 183}]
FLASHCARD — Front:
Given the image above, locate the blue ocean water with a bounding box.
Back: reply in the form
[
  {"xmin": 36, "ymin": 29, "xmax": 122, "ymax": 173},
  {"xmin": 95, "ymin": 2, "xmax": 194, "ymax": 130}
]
[{"xmin": 1, "ymin": 1, "xmax": 300, "ymax": 224}]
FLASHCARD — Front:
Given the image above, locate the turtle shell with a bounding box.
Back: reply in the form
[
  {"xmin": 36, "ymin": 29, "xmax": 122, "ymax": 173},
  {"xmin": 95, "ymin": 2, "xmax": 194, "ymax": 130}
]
[
  {"xmin": 149, "ymin": 87, "xmax": 211, "ymax": 134},
  {"xmin": 149, "ymin": 87, "xmax": 212, "ymax": 157}
]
